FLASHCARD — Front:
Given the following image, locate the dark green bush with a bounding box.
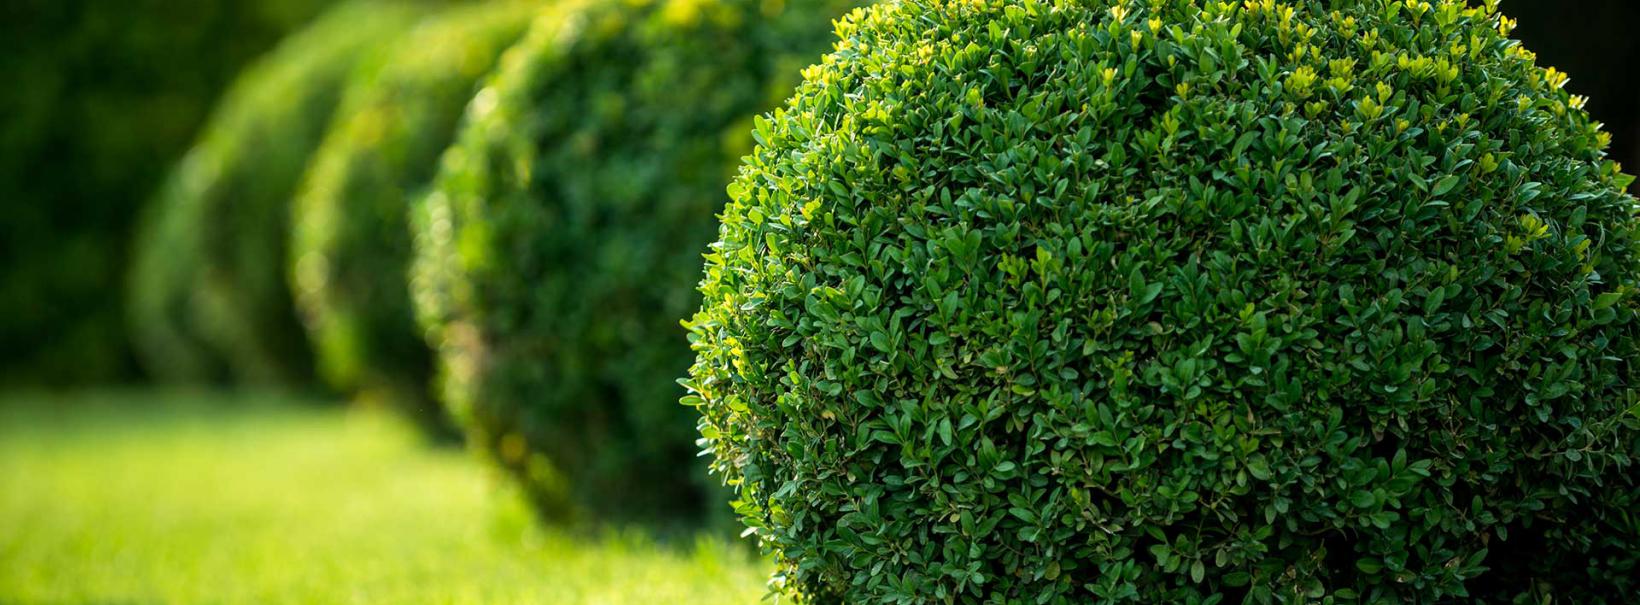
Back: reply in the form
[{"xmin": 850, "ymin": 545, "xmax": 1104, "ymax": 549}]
[
  {"xmin": 684, "ymin": 1, "xmax": 1640, "ymax": 602},
  {"xmin": 290, "ymin": 0, "xmax": 535, "ymax": 437},
  {"xmin": 411, "ymin": 0, "xmax": 867, "ymax": 521},
  {"xmin": 0, "ymin": 0, "xmax": 333, "ymax": 385},
  {"xmin": 130, "ymin": 0, "xmax": 427, "ymax": 385}
]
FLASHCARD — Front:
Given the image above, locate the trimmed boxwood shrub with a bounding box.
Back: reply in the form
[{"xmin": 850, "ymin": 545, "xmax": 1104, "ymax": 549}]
[
  {"xmin": 684, "ymin": 1, "xmax": 1640, "ymax": 602},
  {"xmin": 130, "ymin": 0, "xmax": 426, "ymax": 385},
  {"xmin": 411, "ymin": 0, "xmax": 867, "ymax": 521},
  {"xmin": 289, "ymin": 0, "xmax": 535, "ymax": 437}
]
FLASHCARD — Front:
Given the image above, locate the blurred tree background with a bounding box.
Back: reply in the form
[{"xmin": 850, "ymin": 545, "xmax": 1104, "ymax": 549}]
[
  {"xmin": 0, "ymin": 0, "xmax": 335, "ymax": 386},
  {"xmin": 0, "ymin": 0, "xmax": 1637, "ymax": 388}
]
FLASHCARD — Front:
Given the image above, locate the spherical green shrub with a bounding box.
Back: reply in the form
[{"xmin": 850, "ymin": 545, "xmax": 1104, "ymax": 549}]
[
  {"xmin": 684, "ymin": 1, "xmax": 1640, "ymax": 602},
  {"xmin": 411, "ymin": 0, "xmax": 867, "ymax": 521},
  {"xmin": 130, "ymin": 0, "xmax": 427, "ymax": 385},
  {"xmin": 289, "ymin": 0, "xmax": 536, "ymax": 437}
]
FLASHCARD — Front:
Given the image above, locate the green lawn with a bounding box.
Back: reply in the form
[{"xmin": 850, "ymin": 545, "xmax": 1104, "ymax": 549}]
[{"xmin": 0, "ymin": 391, "xmax": 770, "ymax": 604}]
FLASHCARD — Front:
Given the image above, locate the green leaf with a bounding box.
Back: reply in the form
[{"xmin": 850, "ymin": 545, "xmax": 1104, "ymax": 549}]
[
  {"xmin": 1431, "ymin": 174, "xmax": 1460, "ymax": 197},
  {"xmin": 1140, "ymin": 282, "xmax": 1164, "ymax": 304},
  {"xmin": 1350, "ymin": 491, "xmax": 1376, "ymax": 508},
  {"xmin": 1247, "ymin": 456, "xmax": 1272, "ymax": 481},
  {"xmin": 870, "ymin": 331, "xmax": 893, "ymax": 353}
]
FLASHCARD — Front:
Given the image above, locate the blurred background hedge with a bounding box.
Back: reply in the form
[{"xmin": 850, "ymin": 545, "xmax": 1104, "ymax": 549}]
[
  {"xmin": 411, "ymin": 0, "xmax": 869, "ymax": 523},
  {"xmin": 128, "ymin": 0, "xmax": 433, "ymax": 388},
  {"xmin": 1, "ymin": 0, "xmax": 337, "ymax": 385},
  {"xmin": 290, "ymin": 0, "xmax": 536, "ymax": 438}
]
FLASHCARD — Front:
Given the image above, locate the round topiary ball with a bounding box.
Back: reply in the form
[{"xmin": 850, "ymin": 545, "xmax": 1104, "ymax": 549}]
[
  {"xmin": 684, "ymin": 1, "xmax": 1640, "ymax": 602},
  {"xmin": 410, "ymin": 0, "xmax": 867, "ymax": 521},
  {"xmin": 131, "ymin": 0, "xmax": 427, "ymax": 386},
  {"xmin": 289, "ymin": 0, "xmax": 535, "ymax": 438}
]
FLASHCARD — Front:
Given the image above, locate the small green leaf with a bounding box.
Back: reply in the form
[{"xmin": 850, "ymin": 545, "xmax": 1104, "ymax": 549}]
[
  {"xmin": 870, "ymin": 331, "xmax": 892, "ymax": 352},
  {"xmin": 1431, "ymin": 174, "xmax": 1460, "ymax": 197},
  {"xmin": 1351, "ymin": 491, "xmax": 1376, "ymax": 508},
  {"xmin": 1247, "ymin": 455, "xmax": 1272, "ymax": 481}
]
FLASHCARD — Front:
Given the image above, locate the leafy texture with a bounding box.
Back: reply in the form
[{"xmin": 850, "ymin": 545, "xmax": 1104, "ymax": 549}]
[
  {"xmin": 290, "ymin": 0, "xmax": 536, "ymax": 438},
  {"xmin": 412, "ymin": 0, "xmax": 865, "ymax": 521},
  {"xmin": 130, "ymin": 0, "xmax": 426, "ymax": 385},
  {"xmin": 685, "ymin": 1, "xmax": 1640, "ymax": 602}
]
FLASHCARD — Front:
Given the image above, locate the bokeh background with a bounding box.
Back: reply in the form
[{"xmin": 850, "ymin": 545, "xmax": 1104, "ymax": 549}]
[{"xmin": 1, "ymin": 0, "xmax": 335, "ymax": 385}]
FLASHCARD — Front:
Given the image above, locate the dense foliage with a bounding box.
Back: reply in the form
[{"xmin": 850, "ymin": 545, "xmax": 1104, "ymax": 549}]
[
  {"xmin": 0, "ymin": 0, "xmax": 333, "ymax": 384},
  {"xmin": 685, "ymin": 0, "xmax": 1640, "ymax": 602},
  {"xmin": 130, "ymin": 0, "xmax": 426, "ymax": 385},
  {"xmin": 412, "ymin": 0, "xmax": 866, "ymax": 520},
  {"xmin": 290, "ymin": 0, "xmax": 535, "ymax": 437}
]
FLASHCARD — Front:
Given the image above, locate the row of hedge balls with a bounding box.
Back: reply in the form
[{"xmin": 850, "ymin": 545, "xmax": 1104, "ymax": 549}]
[
  {"xmin": 130, "ymin": 0, "xmax": 869, "ymax": 522},
  {"xmin": 685, "ymin": 0, "xmax": 1640, "ymax": 602},
  {"xmin": 130, "ymin": 0, "xmax": 532, "ymax": 434},
  {"xmin": 411, "ymin": 0, "xmax": 870, "ymax": 520},
  {"xmin": 291, "ymin": 0, "xmax": 537, "ymax": 439},
  {"xmin": 130, "ymin": 0, "xmax": 431, "ymax": 387},
  {"xmin": 129, "ymin": 0, "xmax": 1639, "ymax": 600}
]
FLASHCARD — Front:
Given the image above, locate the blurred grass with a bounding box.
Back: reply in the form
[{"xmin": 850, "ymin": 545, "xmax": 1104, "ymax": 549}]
[{"xmin": 0, "ymin": 391, "xmax": 768, "ymax": 604}]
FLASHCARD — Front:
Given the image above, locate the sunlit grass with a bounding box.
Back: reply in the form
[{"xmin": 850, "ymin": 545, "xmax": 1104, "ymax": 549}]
[{"xmin": 0, "ymin": 390, "xmax": 770, "ymax": 604}]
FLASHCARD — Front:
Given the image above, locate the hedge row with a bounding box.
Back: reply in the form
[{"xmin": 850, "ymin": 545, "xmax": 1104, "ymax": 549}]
[
  {"xmin": 685, "ymin": 0, "xmax": 1640, "ymax": 602},
  {"xmin": 127, "ymin": 1, "xmax": 1640, "ymax": 601},
  {"xmin": 411, "ymin": 0, "xmax": 869, "ymax": 521},
  {"xmin": 289, "ymin": 0, "xmax": 536, "ymax": 438},
  {"xmin": 130, "ymin": 0, "xmax": 430, "ymax": 386}
]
